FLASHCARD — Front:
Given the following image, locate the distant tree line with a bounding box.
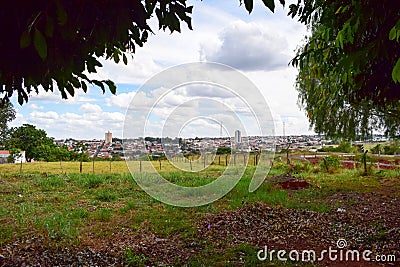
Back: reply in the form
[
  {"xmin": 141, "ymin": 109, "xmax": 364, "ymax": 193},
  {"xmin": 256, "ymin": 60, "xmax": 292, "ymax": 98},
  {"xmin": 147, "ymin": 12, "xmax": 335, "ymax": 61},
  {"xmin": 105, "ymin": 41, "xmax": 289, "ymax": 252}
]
[{"xmin": 1, "ymin": 123, "xmax": 90, "ymax": 162}]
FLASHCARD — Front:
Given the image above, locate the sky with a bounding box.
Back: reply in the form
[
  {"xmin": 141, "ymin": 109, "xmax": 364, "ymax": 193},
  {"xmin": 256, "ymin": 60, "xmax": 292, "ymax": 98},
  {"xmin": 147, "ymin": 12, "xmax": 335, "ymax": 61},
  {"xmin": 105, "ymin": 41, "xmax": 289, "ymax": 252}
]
[{"xmin": 9, "ymin": 0, "xmax": 315, "ymax": 140}]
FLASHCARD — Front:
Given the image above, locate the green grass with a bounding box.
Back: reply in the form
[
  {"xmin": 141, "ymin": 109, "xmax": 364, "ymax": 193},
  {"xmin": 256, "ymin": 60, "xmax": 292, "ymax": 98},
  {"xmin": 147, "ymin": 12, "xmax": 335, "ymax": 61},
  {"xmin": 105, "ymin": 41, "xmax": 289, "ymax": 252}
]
[{"xmin": 0, "ymin": 160, "xmax": 397, "ymax": 265}]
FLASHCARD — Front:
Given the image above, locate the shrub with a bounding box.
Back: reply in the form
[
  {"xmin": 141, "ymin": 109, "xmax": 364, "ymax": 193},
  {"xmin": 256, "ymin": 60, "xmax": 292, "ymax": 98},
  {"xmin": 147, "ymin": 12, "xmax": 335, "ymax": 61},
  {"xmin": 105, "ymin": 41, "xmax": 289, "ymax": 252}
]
[{"xmin": 320, "ymin": 156, "xmax": 341, "ymax": 173}]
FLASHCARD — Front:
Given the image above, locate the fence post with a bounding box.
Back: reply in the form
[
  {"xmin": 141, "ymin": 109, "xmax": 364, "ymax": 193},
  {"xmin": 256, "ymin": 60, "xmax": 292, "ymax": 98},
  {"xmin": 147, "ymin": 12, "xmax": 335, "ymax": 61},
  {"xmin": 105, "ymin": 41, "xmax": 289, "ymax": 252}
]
[
  {"xmin": 203, "ymin": 156, "xmax": 206, "ymax": 168},
  {"xmin": 159, "ymin": 160, "xmax": 162, "ymax": 170},
  {"xmin": 140, "ymin": 160, "xmax": 142, "ymax": 172},
  {"xmin": 59, "ymin": 158, "xmax": 63, "ymax": 173},
  {"xmin": 190, "ymin": 159, "xmax": 192, "ymax": 171},
  {"xmin": 109, "ymin": 159, "xmax": 112, "ymax": 173},
  {"xmin": 92, "ymin": 160, "xmax": 95, "ymax": 174},
  {"xmin": 225, "ymin": 155, "xmax": 228, "ymax": 166},
  {"xmin": 219, "ymin": 155, "xmax": 221, "ymax": 165}
]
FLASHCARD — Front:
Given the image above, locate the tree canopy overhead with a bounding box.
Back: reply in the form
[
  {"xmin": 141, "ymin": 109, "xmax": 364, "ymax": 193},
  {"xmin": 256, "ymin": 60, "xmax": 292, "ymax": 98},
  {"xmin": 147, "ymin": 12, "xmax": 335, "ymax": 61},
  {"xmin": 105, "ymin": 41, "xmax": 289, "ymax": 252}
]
[
  {"xmin": 0, "ymin": 0, "xmax": 194, "ymax": 105},
  {"xmin": 290, "ymin": 0, "xmax": 400, "ymax": 138}
]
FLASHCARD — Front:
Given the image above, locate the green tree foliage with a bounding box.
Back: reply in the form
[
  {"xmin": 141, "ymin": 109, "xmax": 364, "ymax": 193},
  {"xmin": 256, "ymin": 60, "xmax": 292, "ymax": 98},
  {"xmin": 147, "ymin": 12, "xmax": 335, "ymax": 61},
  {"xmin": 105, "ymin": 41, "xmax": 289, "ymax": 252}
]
[
  {"xmin": 290, "ymin": 0, "xmax": 400, "ymax": 138},
  {"xmin": 372, "ymin": 140, "xmax": 400, "ymax": 155},
  {"xmin": 216, "ymin": 146, "xmax": 232, "ymax": 155},
  {"xmin": 0, "ymin": 0, "xmax": 194, "ymax": 105},
  {"xmin": 0, "ymin": 100, "xmax": 16, "ymax": 145},
  {"xmin": 319, "ymin": 155, "xmax": 341, "ymax": 173},
  {"xmin": 6, "ymin": 124, "xmax": 55, "ymax": 161},
  {"xmin": 318, "ymin": 140, "xmax": 357, "ymax": 153}
]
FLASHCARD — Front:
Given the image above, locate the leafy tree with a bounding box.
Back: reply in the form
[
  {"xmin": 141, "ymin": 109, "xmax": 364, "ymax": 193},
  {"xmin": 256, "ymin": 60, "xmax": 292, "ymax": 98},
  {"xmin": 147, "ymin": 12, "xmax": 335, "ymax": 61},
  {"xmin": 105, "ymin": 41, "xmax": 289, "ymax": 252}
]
[
  {"xmin": 382, "ymin": 140, "xmax": 400, "ymax": 155},
  {"xmin": 57, "ymin": 145, "xmax": 74, "ymax": 161},
  {"xmin": 290, "ymin": 0, "xmax": 400, "ymax": 138},
  {"xmin": 0, "ymin": 100, "xmax": 16, "ymax": 146},
  {"xmin": 370, "ymin": 144, "xmax": 383, "ymax": 155},
  {"xmin": 1, "ymin": 0, "xmax": 282, "ymax": 105},
  {"xmin": 6, "ymin": 124, "xmax": 55, "ymax": 161},
  {"xmin": 0, "ymin": 1, "xmax": 193, "ymax": 104},
  {"xmin": 216, "ymin": 146, "xmax": 232, "ymax": 155},
  {"xmin": 318, "ymin": 140, "xmax": 357, "ymax": 153}
]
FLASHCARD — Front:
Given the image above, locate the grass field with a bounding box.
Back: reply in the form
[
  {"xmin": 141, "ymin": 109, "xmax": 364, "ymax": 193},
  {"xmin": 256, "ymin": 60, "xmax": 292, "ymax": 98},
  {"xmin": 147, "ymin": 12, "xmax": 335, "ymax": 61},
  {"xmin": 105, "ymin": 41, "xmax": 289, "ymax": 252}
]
[
  {"xmin": 1, "ymin": 158, "xmax": 399, "ymax": 265},
  {"xmin": 0, "ymin": 153, "xmax": 272, "ymax": 175}
]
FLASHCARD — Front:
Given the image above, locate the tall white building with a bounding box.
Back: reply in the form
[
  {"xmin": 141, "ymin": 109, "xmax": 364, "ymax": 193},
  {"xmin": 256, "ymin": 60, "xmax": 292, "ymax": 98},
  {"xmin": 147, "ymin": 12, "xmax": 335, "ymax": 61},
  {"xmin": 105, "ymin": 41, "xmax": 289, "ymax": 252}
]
[
  {"xmin": 105, "ymin": 131, "xmax": 112, "ymax": 144},
  {"xmin": 234, "ymin": 130, "xmax": 241, "ymax": 143}
]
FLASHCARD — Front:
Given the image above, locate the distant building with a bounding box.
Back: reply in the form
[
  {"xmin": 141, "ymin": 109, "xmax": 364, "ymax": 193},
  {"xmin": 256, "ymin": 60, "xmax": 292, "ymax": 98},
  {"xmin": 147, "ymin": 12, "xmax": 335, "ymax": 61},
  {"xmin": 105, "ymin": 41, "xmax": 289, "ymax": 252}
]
[
  {"xmin": 105, "ymin": 131, "xmax": 112, "ymax": 144},
  {"xmin": 0, "ymin": 150, "xmax": 26, "ymax": 164},
  {"xmin": 234, "ymin": 130, "xmax": 242, "ymax": 143}
]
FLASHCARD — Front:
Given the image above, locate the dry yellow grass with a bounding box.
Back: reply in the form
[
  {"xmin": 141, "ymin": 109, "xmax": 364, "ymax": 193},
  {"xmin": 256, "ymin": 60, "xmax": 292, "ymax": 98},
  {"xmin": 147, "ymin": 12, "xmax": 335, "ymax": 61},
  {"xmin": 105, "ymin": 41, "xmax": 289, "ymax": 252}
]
[
  {"xmin": 0, "ymin": 154, "xmax": 264, "ymax": 175},
  {"xmin": 0, "ymin": 161, "xmax": 145, "ymax": 174}
]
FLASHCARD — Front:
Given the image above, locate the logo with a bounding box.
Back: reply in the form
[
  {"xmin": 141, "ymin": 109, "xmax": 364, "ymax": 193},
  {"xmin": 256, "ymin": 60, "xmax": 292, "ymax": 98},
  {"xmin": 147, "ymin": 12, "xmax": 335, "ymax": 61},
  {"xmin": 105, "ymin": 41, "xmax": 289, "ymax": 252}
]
[{"xmin": 123, "ymin": 62, "xmax": 275, "ymax": 207}]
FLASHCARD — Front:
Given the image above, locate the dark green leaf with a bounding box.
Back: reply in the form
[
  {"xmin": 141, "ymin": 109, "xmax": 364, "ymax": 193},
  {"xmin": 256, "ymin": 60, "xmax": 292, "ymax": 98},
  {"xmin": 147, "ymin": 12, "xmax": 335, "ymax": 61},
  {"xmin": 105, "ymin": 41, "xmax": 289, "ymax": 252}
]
[
  {"xmin": 33, "ymin": 29, "xmax": 47, "ymax": 60},
  {"xmin": 389, "ymin": 26, "xmax": 397, "ymax": 41},
  {"xmin": 262, "ymin": 0, "xmax": 275, "ymax": 12},
  {"xmin": 56, "ymin": 3, "xmax": 68, "ymax": 25},
  {"xmin": 92, "ymin": 80, "xmax": 105, "ymax": 93},
  {"xmin": 20, "ymin": 31, "xmax": 31, "ymax": 48},
  {"xmin": 104, "ymin": 80, "xmax": 117, "ymax": 94},
  {"xmin": 244, "ymin": 0, "xmax": 253, "ymax": 13},
  {"xmin": 392, "ymin": 58, "xmax": 400, "ymax": 83},
  {"xmin": 65, "ymin": 83, "xmax": 75, "ymax": 96},
  {"xmin": 288, "ymin": 4, "xmax": 298, "ymax": 18},
  {"xmin": 123, "ymin": 53, "xmax": 128, "ymax": 65},
  {"xmin": 113, "ymin": 52, "xmax": 120, "ymax": 64},
  {"xmin": 81, "ymin": 81, "xmax": 88, "ymax": 93}
]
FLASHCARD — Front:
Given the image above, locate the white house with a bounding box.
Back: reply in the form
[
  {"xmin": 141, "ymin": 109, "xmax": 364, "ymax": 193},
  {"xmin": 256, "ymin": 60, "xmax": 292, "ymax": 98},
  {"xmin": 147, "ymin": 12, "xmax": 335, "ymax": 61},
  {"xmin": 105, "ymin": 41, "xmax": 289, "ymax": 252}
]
[{"xmin": 0, "ymin": 150, "xmax": 26, "ymax": 164}]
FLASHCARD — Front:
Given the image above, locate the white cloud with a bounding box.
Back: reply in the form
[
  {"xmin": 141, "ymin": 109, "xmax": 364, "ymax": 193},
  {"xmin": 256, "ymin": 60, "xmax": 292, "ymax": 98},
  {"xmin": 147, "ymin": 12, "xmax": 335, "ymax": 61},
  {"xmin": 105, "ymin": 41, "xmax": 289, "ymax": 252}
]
[
  {"xmin": 29, "ymin": 104, "xmax": 44, "ymax": 110},
  {"xmin": 30, "ymin": 111, "xmax": 59, "ymax": 120},
  {"xmin": 9, "ymin": 113, "xmax": 27, "ymax": 128},
  {"xmin": 80, "ymin": 103, "xmax": 102, "ymax": 113},
  {"xmin": 200, "ymin": 20, "xmax": 290, "ymax": 71},
  {"xmin": 106, "ymin": 92, "xmax": 136, "ymax": 109},
  {"xmin": 29, "ymin": 87, "xmax": 97, "ymax": 104}
]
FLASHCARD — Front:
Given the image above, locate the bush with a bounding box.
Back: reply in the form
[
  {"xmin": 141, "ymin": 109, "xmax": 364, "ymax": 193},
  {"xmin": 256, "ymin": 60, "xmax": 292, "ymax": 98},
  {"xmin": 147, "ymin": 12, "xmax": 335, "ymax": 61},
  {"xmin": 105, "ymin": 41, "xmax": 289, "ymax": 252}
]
[
  {"xmin": 320, "ymin": 156, "xmax": 341, "ymax": 173},
  {"xmin": 293, "ymin": 161, "xmax": 312, "ymax": 173}
]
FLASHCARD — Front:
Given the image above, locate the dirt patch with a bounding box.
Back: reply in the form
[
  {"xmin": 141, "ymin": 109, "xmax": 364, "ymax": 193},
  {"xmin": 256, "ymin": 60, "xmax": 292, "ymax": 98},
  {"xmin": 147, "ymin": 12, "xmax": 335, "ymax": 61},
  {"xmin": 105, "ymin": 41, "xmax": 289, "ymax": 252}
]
[{"xmin": 267, "ymin": 174, "xmax": 311, "ymax": 190}]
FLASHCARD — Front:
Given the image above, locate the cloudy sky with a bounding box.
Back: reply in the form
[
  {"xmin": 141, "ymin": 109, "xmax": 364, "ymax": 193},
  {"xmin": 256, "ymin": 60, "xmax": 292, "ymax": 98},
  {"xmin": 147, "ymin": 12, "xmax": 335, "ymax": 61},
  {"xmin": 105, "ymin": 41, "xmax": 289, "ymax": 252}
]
[{"xmin": 10, "ymin": 0, "xmax": 314, "ymax": 140}]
